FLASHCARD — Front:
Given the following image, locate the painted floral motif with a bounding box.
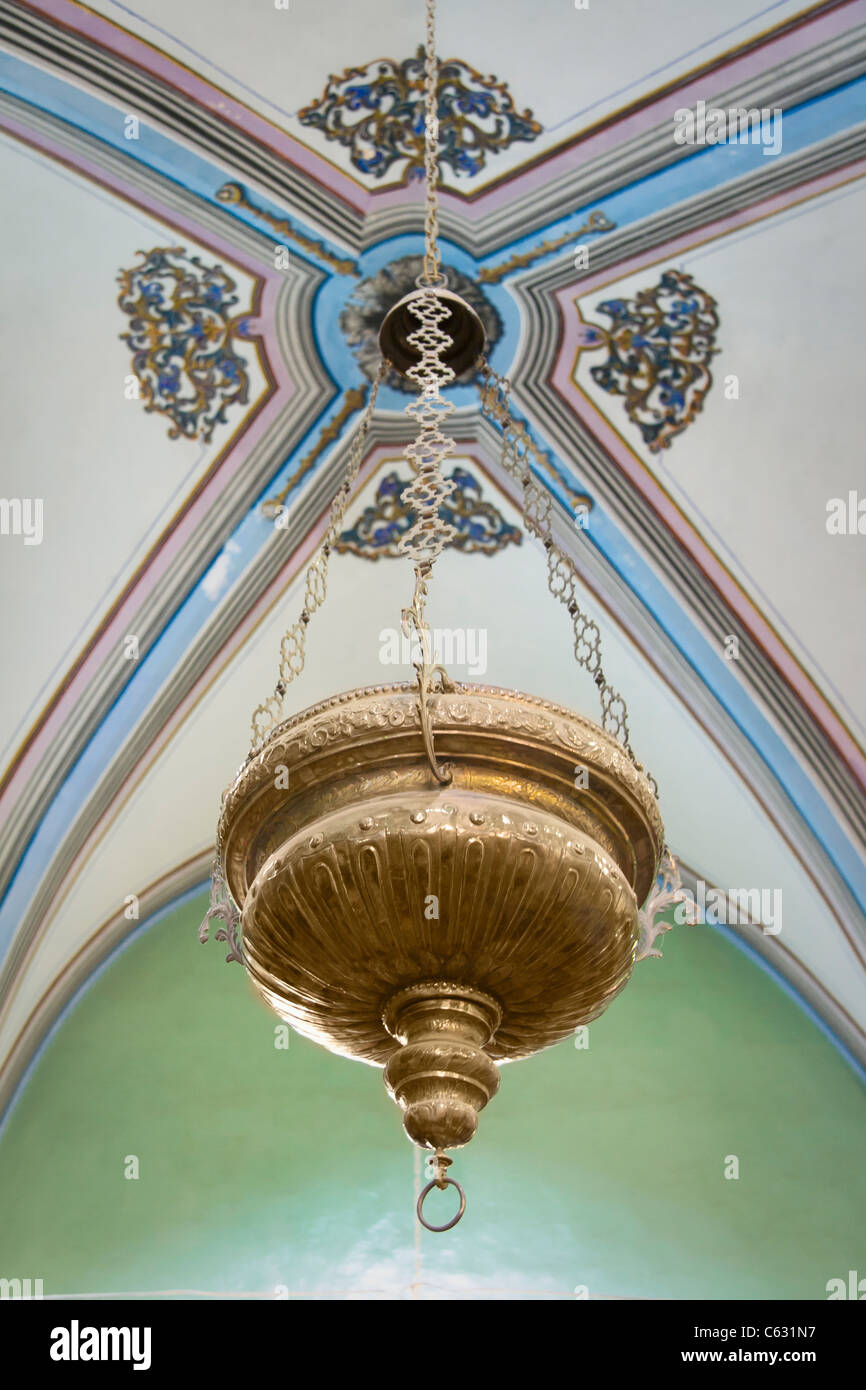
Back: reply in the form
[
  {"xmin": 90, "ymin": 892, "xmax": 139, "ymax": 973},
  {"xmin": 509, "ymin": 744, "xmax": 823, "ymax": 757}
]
[
  {"xmin": 117, "ymin": 247, "xmax": 253, "ymax": 442},
  {"xmin": 199, "ymin": 857, "xmax": 242, "ymax": 964},
  {"xmin": 340, "ymin": 255, "xmax": 501, "ymax": 393},
  {"xmin": 579, "ymin": 270, "xmax": 720, "ymax": 452},
  {"xmin": 337, "ymin": 467, "xmax": 521, "ymax": 559},
  {"xmin": 636, "ymin": 850, "xmax": 699, "ymax": 961},
  {"xmin": 298, "ymin": 46, "xmax": 542, "ymax": 182}
]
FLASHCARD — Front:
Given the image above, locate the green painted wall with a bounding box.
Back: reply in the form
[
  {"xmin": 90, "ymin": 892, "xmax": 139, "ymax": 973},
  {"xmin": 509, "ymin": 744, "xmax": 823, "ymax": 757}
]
[{"xmin": 0, "ymin": 894, "xmax": 863, "ymax": 1300}]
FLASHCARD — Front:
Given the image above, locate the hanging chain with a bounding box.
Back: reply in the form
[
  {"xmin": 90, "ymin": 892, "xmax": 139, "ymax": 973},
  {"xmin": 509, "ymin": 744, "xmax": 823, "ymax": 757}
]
[
  {"xmin": 478, "ymin": 359, "xmax": 656, "ymax": 791},
  {"xmin": 476, "ymin": 362, "xmax": 689, "ymax": 906},
  {"xmin": 400, "ymin": 295, "xmax": 458, "ymax": 563},
  {"xmin": 249, "ymin": 361, "xmax": 386, "ymax": 751},
  {"xmin": 401, "ymin": 0, "xmax": 454, "ymax": 569},
  {"xmin": 202, "ymin": 359, "xmax": 386, "ymax": 953},
  {"xmin": 419, "ymin": 0, "xmax": 444, "ymax": 288},
  {"xmin": 397, "ymin": 293, "xmax": 458, "ymax": 795},
  {"xmin": 396, "ymin": 284, "xmax": 457, "ymax": 790},
  {"xmin": 390, "ymin": 0, "xmax": 456, "ymax": 783}
]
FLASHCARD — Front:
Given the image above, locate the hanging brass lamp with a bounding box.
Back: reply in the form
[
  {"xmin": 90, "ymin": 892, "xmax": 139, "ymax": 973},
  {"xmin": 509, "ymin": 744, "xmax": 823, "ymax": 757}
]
[
  {"xmin": 219, "ymin": 684, "xmax": 662, "ymax": 1137},
  {"xmin": 201, "ymin": 0, "xmax": 679, "ymax": 1232}
]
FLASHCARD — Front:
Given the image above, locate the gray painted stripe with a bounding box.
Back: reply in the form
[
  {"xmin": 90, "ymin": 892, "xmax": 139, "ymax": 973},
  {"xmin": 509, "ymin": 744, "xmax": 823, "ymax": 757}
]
[{"xmin": 1, "ymin": 2, "xmax": 863, "ymax": 253}]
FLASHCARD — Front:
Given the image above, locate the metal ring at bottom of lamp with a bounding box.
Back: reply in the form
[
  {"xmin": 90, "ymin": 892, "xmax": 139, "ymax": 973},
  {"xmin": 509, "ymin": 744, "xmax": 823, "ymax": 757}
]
[{"xmin": 416, "ymin": 1176, "xmax": 467, "ymax": 1232}]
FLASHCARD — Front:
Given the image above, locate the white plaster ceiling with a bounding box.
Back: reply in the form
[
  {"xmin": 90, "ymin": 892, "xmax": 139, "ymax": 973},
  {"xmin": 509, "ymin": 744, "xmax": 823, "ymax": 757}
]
[
  {"xmin": 574, "ymin": 175, "xmax": 866, "ymax": 743},
  {"xmin": 84, "ymin": 0, "xmax": 811, "ymax": 184},
  {"xmin": 0, "ymin": 130, "xmax": 266, "ymax": 764}
]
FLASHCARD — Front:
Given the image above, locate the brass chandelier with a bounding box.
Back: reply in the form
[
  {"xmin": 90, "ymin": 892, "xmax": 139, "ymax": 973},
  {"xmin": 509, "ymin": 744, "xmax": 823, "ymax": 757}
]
[{"xmin": 201, "ymin": 0, "xmax": 684, "ymax": 1233}]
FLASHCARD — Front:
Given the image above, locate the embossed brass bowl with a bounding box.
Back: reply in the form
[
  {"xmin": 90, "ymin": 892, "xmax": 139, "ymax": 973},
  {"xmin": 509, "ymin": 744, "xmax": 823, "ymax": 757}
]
[{"xmin": 220, "ymin": 683, "xmax": 663, "ymax": 1151}]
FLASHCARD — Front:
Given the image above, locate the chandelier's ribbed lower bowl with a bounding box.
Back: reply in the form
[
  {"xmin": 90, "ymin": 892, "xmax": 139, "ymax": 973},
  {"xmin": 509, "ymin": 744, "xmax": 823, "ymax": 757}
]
[
  {"xmin": 220, "ymin": 684, "xmax": 663, "ymax": 1076},
  {"xmin": 243, "ymin": 794, "xmax": 642, "ymax": 1064}
]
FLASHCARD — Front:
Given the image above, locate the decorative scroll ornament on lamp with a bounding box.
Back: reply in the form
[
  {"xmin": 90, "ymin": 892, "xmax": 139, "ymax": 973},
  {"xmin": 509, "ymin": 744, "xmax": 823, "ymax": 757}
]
[{"xmin": 200, "ymin": 0, "xmax": 691, "ymax": 1233}]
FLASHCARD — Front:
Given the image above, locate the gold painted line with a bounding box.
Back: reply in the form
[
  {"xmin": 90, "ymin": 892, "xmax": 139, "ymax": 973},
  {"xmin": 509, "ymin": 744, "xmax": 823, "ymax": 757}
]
[
  {"xmin": 261, "ymin": 386, "xmax": 369, "ymax": 516},
  {"xmin": 61, "ymin": 0, "xmax": 364, "ymax": 209},
  {"xmin": 479, "ymin": 211, "xmax": 616, "ymax": 284},
  {"xmin": 216, "ymin": 181, "xmax": 360, "ymax": 276}
]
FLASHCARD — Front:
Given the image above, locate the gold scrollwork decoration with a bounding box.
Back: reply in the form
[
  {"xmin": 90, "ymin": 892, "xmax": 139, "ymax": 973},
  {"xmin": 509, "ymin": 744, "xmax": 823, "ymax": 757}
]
[
  {"xmin": 262, "ymin": 387, "xmax": 369, "ymax": 519},
  {"xmin": 297, "ymin": 46, "xmax": 542, "ymax": 183},
  {"xmin": 216, "ymin": 182, "xmax": 360, "ymax": 277},
  {"xmin": 117, "ymin": 246, "xmax": 254, "ymax": 442},
  {"xmin": 478, "ymin": 210, "xmax": 616, "ymax": 284}
]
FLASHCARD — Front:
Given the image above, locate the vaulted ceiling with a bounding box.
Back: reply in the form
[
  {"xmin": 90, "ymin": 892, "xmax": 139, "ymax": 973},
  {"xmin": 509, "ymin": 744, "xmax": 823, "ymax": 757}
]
[{"xmin": 0, "ymin": 0, "xmax": 865, "ymax": 1151}]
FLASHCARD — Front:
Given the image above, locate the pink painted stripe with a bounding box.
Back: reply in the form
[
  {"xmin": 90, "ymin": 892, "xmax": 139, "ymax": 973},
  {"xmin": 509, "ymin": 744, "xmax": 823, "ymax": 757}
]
[
  {"xmin": 21, "ymin": 0, "xmax": 865, "ymax": 219},
  {"xmin": 552, "ymin": 157, "xmax": 866, "ymax": 786},
  {"xmin": 438, "ymin": 0, "xmax": 866, "ymax": 218},
  {"xmin": 0, "ymin": 112, "xmax": 295, "ymax": 823},
  {"xmin": 24, "ymin": 0, "xmax": 363, "ymax": 210}
]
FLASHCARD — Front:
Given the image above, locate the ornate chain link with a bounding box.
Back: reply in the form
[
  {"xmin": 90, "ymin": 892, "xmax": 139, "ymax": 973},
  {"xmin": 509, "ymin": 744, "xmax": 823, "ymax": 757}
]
[
  {"xmin": 400, "ymin": 0, "xmax": 455, "ymax": 573},
  {"xmin": 395, "ymin": 288, "xmax": 459, "ymax": 783},
  {"xmin": 384, "ymin": 0, "xmax": 458, "ymax": 783},
  {"xmin": 249, "ymin": 361, "xmax": 386, "ymax": 750},
  {"xmin": 419, "ymin": 0, "xmax": 444, "ymax": 288},
  {"xmin": 478, "ymin": 359, "xmax": 656, "ymax": 791},
  {"xmin": 399, "ymin": 294, "xmax": 457, "ymax": 562}
]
